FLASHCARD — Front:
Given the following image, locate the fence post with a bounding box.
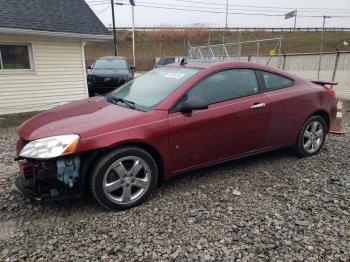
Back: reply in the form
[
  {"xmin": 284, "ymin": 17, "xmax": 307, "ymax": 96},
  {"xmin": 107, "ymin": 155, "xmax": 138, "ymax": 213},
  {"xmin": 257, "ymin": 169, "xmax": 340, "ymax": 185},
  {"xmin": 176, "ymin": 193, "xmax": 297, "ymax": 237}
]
[
  {"xmin": 282, "ymin": 54, "xmax": 287, "ymax": 70},
  {"xmin": 278, "ymin": 37, "xmax": 283, "ymax": 68},
  {"xmin": 332, "ymin": 51, "xmax": 340, "ymax": 81}
]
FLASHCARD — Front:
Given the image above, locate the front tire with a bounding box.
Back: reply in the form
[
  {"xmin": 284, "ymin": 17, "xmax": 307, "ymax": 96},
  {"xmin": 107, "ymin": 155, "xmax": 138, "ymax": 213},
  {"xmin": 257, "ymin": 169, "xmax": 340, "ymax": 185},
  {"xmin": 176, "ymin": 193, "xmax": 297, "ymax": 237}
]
[
  {"xmin": 90, "ymin": 147, "xmax": 158, "ymax": 211},
  {"xmin": 294, "ymin": 115, "xmax": 327, "ymax": 157}
]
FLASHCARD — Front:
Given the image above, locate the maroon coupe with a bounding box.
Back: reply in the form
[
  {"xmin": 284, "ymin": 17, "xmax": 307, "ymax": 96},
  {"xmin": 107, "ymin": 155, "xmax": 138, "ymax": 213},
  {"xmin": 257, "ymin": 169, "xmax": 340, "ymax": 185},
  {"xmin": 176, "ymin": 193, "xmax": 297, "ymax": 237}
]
[{"xmin": 16, "ymin": 60, "xmax": 337, "ymax": 210}]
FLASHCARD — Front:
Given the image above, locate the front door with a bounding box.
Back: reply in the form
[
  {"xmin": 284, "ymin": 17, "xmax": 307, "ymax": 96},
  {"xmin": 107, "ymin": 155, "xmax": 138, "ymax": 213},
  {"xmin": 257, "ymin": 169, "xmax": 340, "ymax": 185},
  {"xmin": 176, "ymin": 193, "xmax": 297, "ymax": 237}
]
[{"xmin": 168, "ymin": 69, "xmax": 271, "ymax": 173}]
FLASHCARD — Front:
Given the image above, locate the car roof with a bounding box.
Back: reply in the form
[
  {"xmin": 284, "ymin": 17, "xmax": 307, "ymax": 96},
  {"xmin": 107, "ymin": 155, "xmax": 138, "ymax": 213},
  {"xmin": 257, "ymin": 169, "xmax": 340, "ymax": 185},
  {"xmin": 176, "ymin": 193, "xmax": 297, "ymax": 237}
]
[
  {"xmin": 164, "ymin": 60, "xmax": 264, "ymax": 69},
  {"xmin": 158, "ymin": 56, "xmax": 190, "ymax": 59},
  {"xmin": 163, "ymin": 60, "xmax": 297, "ymax": 78},
  {"xmin": 99, "ymin": 56, "xmax": 127, "ymax": 60}
]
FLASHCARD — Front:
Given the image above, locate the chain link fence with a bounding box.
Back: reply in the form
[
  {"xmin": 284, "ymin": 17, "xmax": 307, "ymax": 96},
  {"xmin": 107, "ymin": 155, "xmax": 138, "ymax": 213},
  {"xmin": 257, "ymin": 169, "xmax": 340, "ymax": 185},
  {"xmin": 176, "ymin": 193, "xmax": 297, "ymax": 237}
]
[
  {"xmin": 188, "ymin": 40, "xmax": 350, "ymax": 100},
  {"xmin": 188, "ymin": 38, "xmax": 282, "ymax": 62},
  {"xmin": 260, "ymin": 52, "xmax": 350, "ymax": 100},
  {"xmin": 241, "ymin": 52, "xmax": 350, "ymax": 100}
]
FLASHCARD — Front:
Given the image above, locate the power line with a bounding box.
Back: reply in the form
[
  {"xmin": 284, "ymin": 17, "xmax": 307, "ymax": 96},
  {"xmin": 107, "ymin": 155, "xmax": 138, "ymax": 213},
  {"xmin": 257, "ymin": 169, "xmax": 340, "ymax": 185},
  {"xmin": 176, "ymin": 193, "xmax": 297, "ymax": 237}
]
[
  {"xmin": 126, "ymin": 4, "xmax": 283, "ymax": 16},
  {"xmin": 173, "ymin": 0, "xmax": 350, "ymax": 11},
  {"xmin": 118, "ymin": 0, "xmax": 283, "ymax": 13},
  {"xmin": 90, "ymin": 0, "xmax": 350, "ymax": 13},
  {"xmin": 86, "ymin": 0, "xmax": 108, "ymax": 3},
  {"xmin": 110, "ymin": 3, "xmax": 350, "ymax": 18},
  {"xmin": 87, "ymin": 0, "xmax": 350, "ymax": 19},
  {"xmin": 88, "ymin": 1, "xmax": 110, "ymax": 6},
  {"xmin": 85, "ymin": 0, "xmax": 108, "ymax": 5},
  {"xmin": 116, "ymin": 0, "xmax": 350, "ymax": 15},
  {"xmin": 95, "ymin": 4, "xmax": 111, "ymax": 14}
]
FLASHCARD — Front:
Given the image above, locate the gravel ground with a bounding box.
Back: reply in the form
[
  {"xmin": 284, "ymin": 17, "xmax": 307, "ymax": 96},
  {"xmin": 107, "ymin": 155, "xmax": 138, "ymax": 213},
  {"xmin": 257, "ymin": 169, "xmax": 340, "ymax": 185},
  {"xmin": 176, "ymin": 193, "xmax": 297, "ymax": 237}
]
[{"xmin": 0, "ymin": 121, "xmax": 349, "ymax": 261}]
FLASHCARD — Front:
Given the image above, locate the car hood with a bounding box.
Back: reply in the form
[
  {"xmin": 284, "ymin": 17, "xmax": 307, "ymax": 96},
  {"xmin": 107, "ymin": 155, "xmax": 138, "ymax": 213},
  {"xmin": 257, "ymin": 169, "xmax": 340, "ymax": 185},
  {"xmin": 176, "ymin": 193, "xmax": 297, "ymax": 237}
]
[
  {"xmin": 88, "ymin": 69, "xmax": 131, "ymax": 78},
  {"xmin": 17, "ymin": 96, "xmax": 146, "ymax": 141}
]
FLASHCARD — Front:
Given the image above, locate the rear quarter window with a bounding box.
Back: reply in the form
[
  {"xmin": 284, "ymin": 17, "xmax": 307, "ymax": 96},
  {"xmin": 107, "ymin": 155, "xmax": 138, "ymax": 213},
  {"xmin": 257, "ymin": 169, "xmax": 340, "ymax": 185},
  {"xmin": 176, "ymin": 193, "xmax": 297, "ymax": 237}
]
[{"xmin": 259, "ymin": 71, "xmax": 294, "ymax": 91}]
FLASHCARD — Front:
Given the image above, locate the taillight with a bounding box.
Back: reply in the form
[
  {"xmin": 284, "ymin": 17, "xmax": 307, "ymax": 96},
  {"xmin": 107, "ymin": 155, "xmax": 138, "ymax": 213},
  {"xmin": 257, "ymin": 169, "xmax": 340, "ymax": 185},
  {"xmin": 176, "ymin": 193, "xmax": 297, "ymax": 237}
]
[{"xmin": 325, "ymin": 87, "xmax": 336, "ymax": 98}]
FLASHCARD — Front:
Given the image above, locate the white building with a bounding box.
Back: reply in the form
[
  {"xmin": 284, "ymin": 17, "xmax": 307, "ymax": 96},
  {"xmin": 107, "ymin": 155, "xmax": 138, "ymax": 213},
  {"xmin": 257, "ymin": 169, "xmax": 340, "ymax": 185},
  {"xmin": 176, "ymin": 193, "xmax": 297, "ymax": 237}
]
[{"xmin": 0, "ymin": 0, "xmax": 111, "ymax": 115}]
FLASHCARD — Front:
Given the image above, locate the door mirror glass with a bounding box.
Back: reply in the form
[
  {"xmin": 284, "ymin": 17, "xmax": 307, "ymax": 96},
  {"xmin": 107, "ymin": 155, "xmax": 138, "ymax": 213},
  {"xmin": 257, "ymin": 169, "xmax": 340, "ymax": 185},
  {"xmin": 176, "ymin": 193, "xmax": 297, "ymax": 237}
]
[{"xmin": 178, "ymin": 96, "xmax": 208, "ymax": 113}]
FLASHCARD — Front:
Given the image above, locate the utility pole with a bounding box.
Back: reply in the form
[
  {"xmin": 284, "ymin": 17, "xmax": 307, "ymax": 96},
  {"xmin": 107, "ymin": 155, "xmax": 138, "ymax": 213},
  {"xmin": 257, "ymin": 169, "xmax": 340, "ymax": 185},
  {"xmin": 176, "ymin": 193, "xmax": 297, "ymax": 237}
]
[
  {"xmin": 111, "ymin": 0, "xmax": 118, "ymax": 56},
  {"xmin": 131, "ymin": 6, "xmax": 136, "ymax": 66},
  {"xmin": 223, "ymin": 0, "xmax": 229, "ymax": 57},
  {"xmin": 225, "ymin": 0, "xmax": 229, "ymax": 29},
  {"xmin": 317, "ymin": 15, "xmax": 332, "ymax": 79}
]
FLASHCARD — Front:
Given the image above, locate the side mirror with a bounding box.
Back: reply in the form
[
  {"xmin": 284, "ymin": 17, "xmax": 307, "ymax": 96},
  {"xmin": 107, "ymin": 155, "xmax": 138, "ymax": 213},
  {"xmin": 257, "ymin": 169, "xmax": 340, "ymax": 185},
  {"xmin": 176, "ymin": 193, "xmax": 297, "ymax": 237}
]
[
  {"xmin": 87, "ymin": 65, "xmax": 92, "ymax": 70},
  {"xmin": 178, "ymin": 96, "xmax": 208, "ymax": 113},
  {"xmin": 130, "ymin": 66, "xmax": 136, "ymax": 71}
]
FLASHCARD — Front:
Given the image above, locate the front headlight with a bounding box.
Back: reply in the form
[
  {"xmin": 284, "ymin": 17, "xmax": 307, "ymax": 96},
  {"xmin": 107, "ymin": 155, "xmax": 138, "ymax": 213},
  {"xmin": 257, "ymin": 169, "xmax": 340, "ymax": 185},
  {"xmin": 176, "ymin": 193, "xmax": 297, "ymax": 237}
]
[{"xmin": 19, "ymin": 134, "xmax": 80, "ymax": 159}]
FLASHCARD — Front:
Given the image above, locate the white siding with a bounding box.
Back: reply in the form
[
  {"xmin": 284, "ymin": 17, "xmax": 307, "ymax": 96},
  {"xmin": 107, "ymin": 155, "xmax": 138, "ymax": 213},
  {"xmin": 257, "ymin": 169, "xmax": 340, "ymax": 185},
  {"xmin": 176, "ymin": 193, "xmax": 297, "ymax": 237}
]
[{"xmin": 0, "ymin": 34, "xmax": 88, "ymax": 115}]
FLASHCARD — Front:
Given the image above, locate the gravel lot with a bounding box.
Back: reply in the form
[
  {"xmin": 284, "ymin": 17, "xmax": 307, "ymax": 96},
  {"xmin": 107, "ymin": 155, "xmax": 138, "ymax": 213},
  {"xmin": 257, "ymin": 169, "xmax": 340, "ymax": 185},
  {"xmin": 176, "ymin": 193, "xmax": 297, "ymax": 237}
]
[{"xmin": 0, "ymin": 115, "xmax": 349, "ymax": 261}]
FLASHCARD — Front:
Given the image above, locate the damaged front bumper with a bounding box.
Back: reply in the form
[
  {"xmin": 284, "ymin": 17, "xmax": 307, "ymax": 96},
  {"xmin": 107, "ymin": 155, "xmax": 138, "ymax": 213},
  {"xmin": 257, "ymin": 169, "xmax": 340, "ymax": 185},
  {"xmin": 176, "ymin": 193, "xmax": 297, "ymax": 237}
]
[{"xmin": 15, "ymin": 156, "xmax": 84, "ymax": 201}]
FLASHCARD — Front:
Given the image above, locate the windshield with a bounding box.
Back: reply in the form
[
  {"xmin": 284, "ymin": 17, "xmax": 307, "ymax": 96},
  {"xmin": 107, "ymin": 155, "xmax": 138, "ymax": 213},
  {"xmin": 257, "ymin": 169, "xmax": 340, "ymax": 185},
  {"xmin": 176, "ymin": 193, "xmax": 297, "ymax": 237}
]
[
  {"xmin": 109, "ymin": 67, "xmax": 199, "ymax": 111},
  {"xmin": 93, "ymin": 58, "xmax": 128, "ymax": 69}
]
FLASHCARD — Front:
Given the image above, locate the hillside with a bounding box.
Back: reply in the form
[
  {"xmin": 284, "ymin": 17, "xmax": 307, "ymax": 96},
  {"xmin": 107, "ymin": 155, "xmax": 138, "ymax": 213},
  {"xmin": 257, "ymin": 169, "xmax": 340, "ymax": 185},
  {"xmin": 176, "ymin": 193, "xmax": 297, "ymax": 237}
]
[{"xmin": 85, "ymin": 29, "xmax": 350, "ymax": 70}]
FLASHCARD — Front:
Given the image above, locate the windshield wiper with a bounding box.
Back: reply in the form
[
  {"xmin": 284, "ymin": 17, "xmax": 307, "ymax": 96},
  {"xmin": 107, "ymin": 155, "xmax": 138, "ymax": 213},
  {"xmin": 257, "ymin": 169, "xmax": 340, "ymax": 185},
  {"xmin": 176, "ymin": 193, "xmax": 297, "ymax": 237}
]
[{"xmin": 106, "ymin": 95, "xmax": 138, "ymax": 110}]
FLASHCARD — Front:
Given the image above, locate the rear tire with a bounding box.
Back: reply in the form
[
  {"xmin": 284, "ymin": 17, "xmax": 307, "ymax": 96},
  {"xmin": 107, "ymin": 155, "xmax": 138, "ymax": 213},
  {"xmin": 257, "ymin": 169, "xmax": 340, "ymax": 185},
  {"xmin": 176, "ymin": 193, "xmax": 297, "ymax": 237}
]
[
  {"xmin": 90, "ymin": 147, "xmax": 158, "ymax": 211},
  {"xmin": 294, "ymin": 115, "xmax": 327, "ymax": 157}
]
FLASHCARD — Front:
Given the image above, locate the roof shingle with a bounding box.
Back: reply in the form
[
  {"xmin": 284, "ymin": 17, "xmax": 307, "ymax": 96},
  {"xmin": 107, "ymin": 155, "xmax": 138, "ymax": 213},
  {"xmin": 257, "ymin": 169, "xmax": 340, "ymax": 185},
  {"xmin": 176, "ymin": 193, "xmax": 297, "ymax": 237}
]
[{"xmin": 0, "ymin": 0, "xmax": 110, "ymax": 36}]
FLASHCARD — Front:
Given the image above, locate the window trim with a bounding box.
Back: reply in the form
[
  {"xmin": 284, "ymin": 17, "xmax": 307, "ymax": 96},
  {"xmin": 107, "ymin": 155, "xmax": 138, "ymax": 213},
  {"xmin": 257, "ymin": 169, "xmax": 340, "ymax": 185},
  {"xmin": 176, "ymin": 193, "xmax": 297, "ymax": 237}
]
[
  {"xmin": 170, "ymin": 68, "xmax": 263, "ymax": 113},
  {"xmin": 0, "ymin": 43, "xmax": 35, "ymax": 73},
  {"xmin": 255, "ymin": 70, "xmax": 295, "ymax": 92}
]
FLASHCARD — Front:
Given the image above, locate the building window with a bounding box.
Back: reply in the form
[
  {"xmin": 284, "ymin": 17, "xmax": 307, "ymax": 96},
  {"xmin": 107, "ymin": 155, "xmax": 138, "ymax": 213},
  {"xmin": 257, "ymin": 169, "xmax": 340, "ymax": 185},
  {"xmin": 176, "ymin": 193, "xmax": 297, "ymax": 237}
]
[{"xmin": 0, "ymin": 44, "xmax": 33, "ymax": 70}]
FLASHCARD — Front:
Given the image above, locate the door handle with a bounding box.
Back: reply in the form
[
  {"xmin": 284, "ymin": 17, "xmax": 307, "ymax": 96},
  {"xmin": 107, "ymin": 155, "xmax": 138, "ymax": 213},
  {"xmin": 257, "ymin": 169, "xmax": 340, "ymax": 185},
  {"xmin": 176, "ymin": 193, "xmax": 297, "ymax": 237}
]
[{"xmin": 251, "ymin": 102, "xmax": 266, "ymax": 109}]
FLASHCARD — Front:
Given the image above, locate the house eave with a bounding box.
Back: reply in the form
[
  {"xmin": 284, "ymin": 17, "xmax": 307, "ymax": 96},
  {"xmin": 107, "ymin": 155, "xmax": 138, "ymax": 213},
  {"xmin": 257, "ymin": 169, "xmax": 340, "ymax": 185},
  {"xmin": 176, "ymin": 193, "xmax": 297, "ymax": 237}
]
[{"xmin": 0, "ymin": 27, "xmax": 112, "ymax": 40}]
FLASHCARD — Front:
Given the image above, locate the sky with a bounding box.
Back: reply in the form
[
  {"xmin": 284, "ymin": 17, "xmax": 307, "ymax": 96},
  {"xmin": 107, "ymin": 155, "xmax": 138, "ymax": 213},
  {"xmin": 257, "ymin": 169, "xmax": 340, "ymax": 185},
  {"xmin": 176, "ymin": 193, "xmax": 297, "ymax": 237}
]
[{"xmin": 86, "ymin": 0, "xmax": 350, "ymax": 28}]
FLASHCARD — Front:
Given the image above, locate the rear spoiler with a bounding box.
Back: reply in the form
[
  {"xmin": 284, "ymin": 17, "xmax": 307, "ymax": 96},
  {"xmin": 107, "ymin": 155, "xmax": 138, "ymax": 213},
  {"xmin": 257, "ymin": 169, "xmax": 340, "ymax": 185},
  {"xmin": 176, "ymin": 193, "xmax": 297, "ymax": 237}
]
[{"xmin": 310, "ymin": 80, "xmax": 338, "ymax": 88}]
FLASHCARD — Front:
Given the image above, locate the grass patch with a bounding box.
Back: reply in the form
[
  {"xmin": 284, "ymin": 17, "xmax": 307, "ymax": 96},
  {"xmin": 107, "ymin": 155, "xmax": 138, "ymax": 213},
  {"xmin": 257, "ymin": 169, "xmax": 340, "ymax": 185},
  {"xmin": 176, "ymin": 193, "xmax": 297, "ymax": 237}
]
[{"xmin": 85, "ymin": 30, "xmax": 350, "ymax": 70}]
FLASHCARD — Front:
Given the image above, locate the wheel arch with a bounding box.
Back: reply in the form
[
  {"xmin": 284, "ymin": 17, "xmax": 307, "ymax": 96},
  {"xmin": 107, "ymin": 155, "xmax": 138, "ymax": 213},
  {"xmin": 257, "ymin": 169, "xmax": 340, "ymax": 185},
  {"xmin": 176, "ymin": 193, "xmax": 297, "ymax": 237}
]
[
  {"xmin": 293, "ymin": 110, "xmax": 330, "ymax": 146},
  {"xmin": 311, "ymin": 110, "xmax": 330, "ymax": 132},
  {"xmin": 115, "ymin": 141, "xmax": 165, "ymax": 179},
  {"xmin": 81, "ymin": 141, "xmax": 165, "ymax": 190}
]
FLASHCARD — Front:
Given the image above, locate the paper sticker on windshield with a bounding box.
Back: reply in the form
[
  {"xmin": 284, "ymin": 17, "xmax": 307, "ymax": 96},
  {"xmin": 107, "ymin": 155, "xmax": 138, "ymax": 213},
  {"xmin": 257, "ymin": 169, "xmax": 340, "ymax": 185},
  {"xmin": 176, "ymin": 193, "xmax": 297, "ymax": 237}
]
[{"xmin": 165, "ymin": 73, "xmax": 185, "ymax": 79}]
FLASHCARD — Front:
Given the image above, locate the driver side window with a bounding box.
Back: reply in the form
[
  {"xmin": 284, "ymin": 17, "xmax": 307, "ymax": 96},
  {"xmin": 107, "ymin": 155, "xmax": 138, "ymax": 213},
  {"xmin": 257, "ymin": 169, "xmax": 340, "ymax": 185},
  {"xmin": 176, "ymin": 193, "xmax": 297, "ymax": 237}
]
[{"xmin": 187, "ymin": 69, "xmax": 259, "ymax": 105}]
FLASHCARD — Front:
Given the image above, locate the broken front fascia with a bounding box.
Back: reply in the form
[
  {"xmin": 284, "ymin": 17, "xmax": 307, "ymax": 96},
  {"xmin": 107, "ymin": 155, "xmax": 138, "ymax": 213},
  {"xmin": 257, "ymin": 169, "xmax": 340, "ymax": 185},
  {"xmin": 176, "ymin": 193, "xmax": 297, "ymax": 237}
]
[
  {"xmin": 57, "ymin": 156, "xmax": 81, "ymax": 188},
  {"xmin": 15, "ymin": 155, "xmax": 82, "ymax": 200}
]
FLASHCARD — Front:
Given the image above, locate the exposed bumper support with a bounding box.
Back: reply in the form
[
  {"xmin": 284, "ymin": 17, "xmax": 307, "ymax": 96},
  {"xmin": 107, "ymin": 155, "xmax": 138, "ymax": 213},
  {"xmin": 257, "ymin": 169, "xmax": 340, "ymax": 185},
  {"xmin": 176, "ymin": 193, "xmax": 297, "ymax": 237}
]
[{"xmin": 15, "ymin": 156, "xmax": 85, "ymax": 201}]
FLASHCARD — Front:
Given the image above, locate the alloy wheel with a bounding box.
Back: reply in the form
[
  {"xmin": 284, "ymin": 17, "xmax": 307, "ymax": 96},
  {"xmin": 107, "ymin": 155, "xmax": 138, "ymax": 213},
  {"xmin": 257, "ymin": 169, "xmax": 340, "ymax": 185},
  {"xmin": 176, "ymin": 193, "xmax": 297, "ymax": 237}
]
[
  {"xmin": 303, "ymin": 120, "xmax": 324, "ymax": 154},
  {"xmin": 102, "ymin": 156, "xmax": 151, "ymax": 205}
]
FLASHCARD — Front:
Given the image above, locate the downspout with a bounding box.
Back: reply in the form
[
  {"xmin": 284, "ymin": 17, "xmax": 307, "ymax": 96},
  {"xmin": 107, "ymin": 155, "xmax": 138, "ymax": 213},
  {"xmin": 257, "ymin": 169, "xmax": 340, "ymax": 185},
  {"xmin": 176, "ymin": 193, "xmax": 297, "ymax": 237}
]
[{"xmin": 80, "ymin": 40, "xmax": 89, "ymax": 98}]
